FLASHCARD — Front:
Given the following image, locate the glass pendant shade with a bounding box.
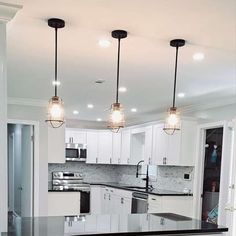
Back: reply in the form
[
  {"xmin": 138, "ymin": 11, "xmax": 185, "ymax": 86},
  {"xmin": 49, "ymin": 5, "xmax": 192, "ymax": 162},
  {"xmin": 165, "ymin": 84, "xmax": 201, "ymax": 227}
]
[
  {"xmin": 107, "ymin": 103, "xmax": 125, "ymax": 133},
  {"xmin": 46, "ymin": 96, "xmax": 65, "ymax": 128},
  {"xmin": 163, "ymin": 107, "xmax": 181, "ymax": 135}
]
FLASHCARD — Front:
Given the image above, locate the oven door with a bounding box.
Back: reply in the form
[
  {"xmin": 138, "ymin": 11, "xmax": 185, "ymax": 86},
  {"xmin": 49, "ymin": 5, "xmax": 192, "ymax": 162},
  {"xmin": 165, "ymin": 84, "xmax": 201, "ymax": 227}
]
[{"xmin": 66, "ymin": 148, "xmax": 79, "ymax": 159}]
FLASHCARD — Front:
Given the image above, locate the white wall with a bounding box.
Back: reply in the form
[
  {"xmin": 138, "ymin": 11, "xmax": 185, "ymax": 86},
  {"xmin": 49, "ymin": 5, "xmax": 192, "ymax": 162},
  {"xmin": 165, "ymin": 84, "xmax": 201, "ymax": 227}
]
[{"xmin": 8, "ymin": 104, "xmax": 48, "ymax": 216}]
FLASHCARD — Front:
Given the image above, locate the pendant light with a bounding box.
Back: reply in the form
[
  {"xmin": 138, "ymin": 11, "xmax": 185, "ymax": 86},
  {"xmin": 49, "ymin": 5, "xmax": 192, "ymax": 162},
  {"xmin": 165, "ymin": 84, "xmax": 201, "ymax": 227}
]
[
  {"xmin": 107, "ymin": 30, "xmax": 127, "ymax": 132},
  {"xmin": 163, "ymin": 39, "xmax": 185, "ymax": 135},
  {"xmin": 45, "ymin": 18, "xmax": 65, "ymax": 128}
]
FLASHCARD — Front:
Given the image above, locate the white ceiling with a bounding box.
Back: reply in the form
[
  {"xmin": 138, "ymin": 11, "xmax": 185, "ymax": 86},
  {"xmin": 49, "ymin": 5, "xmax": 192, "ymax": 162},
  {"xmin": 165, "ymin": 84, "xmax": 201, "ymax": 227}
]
[{"xmin": 7, "ymin": 0, "xmax": 236, "ymax": 124}]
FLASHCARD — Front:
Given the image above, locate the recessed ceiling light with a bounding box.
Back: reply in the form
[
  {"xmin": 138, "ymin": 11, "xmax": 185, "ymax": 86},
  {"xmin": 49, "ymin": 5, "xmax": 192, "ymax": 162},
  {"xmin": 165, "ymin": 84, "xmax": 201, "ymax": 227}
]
[
  {"xmin": 119, "ymin": 87, "xmax": 127, "ymax": 92},
  {"xmin": 87, "ymin": 104, "xmax": 94, "ymax": 109},
  {"xmin": 96, "ymin": 118, "xmax": 102, "ymax": 122},
  {"xmin": 98, "ymin": 39, "xmax": 111, "ymax": 48},
  {"xmin": 52, "ymin": 81, "xmax": 61, "ymax": 86},
  {"xmin": 131, "ymin": 108, "xmax": 137, "ymax": 112},
  {"xmin": 177, "ymin": 92, "xmax": 185, "ymax": 98},
  {"xmin": 73, "ymin": 110, "xmax": 79, "ymax": 115},
  {"xmin": 193, "ymin": 52, "xmax": 204, "ymax": 61}
]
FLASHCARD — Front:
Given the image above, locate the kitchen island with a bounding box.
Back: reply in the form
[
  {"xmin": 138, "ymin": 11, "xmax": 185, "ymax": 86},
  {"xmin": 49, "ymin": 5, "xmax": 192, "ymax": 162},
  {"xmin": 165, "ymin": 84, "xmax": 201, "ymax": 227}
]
[{"xmin": 3, "ymin": 213, "xmax": 227, "ymax": 236}]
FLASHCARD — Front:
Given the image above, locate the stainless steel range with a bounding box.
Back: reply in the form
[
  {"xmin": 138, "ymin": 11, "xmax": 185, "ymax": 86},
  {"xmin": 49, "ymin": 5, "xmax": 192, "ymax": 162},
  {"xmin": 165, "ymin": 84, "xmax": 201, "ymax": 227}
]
[{"xmin": 52, "ymin": 171, "xmax": 90, "ymax": 213}]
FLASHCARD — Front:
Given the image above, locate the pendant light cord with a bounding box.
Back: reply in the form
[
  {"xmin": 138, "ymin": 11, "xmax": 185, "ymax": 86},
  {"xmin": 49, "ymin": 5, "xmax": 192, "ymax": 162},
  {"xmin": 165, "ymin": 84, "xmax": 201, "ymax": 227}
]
[
  {"xmin": 116, "ymin": 38, "xmax": 121, "ymax": 103},
  {"xmin": 172, "ymin": 46, "xmax": 179, "ymax": 108},
  {"xmin": 55, "ymin": 27, "xmax": 58, "ymax": 97}
]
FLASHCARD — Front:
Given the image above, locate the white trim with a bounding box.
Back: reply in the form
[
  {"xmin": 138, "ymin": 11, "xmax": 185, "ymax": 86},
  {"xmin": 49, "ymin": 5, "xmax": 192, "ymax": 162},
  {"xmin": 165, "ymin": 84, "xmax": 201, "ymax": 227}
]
[
  {"xmin": 8, "ymin": 97, "xmax": 47, "ymax": 107},
  {"xmin": 193, "ymin": 120, "xmax": 233, "ymax": 225},
  {"xmin": 0, "ymin": 2, "xmax": 22, "ymax": 22},
  {"xmin": 7, "ymin": 119, "xmax": 40, "ymax": 217}
]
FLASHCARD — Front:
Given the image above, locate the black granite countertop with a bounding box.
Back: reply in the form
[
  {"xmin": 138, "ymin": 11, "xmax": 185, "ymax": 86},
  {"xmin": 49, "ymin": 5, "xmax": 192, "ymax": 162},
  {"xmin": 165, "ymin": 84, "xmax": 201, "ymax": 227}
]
[
  {"xmin": 3, "ymin": 213, "xmax": 227, "ymax": 236},
  {"xmin": 48, "ymin": 182, "xmax": 192, "ymax": 196},
  {"xmin": 88, "ymin": 182, "xmax": 193, "ymax": 196}
]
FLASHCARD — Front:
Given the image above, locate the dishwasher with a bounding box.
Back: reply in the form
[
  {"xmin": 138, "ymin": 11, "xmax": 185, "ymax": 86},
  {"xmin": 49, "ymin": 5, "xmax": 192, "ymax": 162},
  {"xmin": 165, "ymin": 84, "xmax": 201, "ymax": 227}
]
[{"xmin": 131, "ymin": 192, "xmax": 148, "ymax": 213}]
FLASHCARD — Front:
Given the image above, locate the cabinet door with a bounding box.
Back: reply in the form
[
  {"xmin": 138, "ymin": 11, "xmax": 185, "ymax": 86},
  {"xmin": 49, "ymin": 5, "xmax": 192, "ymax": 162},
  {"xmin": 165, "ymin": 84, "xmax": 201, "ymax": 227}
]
[
  {"xmin": 167, "ymin": 131, "xmax": 181, "ymax": 165},
  {"xmin": 73, "ymin": 131, "xmax": 87, "ymax": 144},
  {"xmin": 152, "ymin": 124, "xmax": 168, "ymax": 165},
  {"xmin": 65, "ymin": 129, "xmax": 74, "ymax": 143},
  {"xmin": 144, "ymin": 126, "xmax": 153, "ymax": 165},
  {"xmin": 86, "ymin": 132, "xmax": 98, "ymax": 163},
  {"xmin": 90, "ymin": 186, "xmax": 102, "ymax": 214},
  {"xmin": 121, "ymin": 197, "xmax": 132, "ymax": 214},
  {"xmin": 121, "ymin": 129, "xmax": 131, "ymax": 164},
  {"xmin": 98, "ymin": 132, "xmax": 112, "ymax": 164},
  {"xmin": 112, "ymin": 132, "xmax": 121, "ymax": 164},
  {"xmin": 48, "ymin": 126, "xmax": 65, "ymax": 163}
]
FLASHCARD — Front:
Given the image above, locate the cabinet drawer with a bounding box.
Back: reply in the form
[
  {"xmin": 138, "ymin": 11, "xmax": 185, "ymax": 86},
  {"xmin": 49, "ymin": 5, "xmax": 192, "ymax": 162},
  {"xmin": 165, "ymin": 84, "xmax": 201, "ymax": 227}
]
[{"xmin": 148, "ymin": 195, "xmax": 162, "ymax": 205}]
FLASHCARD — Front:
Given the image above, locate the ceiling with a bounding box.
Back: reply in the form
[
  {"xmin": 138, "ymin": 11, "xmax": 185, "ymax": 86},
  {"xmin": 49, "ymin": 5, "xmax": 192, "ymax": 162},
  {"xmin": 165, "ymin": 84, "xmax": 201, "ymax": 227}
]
[{"xmin": 7, "ymin": 0, "xmax": 236, "ymax": 124}]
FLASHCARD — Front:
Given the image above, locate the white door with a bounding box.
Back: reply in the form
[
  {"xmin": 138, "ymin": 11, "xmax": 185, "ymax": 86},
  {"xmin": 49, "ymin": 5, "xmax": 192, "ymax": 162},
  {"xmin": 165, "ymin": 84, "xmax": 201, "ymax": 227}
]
[
  {"xmin": 121, "ymin": 129, "xmax": 131, "ymax": 164},
  {"xmin": 152, "ymin": 124, "xmax": 168, "ymax": 165},
  {"xmin": 73, "ymin": 131, "xmax": 87, "ymax": 144},
  {"xmin": 218, "ymin": 122, "xmax": 235, "ymax": 234},
  {"xmin": 98, "ymin": 132, "xmax": 112, "ymax": 164},
  {"xmin": 21, "ymin": 125, "xmax": 34, "ymax": 217},
  {"xmin": 112, "ymin": 132, "xmax": 121, "ymax": 164},
  {"xmin": 86, "ymin": 132, "xmax": 98, "ymax": 163}
]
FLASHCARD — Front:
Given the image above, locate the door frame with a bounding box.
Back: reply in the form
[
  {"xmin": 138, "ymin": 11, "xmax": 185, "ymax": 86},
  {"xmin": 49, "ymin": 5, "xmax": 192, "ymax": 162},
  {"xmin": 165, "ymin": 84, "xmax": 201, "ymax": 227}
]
[
  {"xmin": 7, "ymin": 119, "xmax": 40, "ymax": 217},
  {"xmin": 193, "ymin": 120, "xmax": 233, "ymax": 225}
]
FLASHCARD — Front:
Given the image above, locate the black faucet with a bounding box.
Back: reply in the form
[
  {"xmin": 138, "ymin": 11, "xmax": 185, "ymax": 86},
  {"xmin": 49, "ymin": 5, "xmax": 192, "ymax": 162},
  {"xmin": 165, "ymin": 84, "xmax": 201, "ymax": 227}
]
[{"xmin": 136, "ymin": 160, "xmax": 150, "ymax": 190}]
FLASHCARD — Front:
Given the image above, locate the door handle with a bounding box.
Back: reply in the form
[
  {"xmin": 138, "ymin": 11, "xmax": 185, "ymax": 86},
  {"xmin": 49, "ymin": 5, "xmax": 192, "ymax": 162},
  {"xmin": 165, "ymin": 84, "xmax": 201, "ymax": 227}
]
[{"xmin": 224, "ymin": 206, "xmax": 236, "ymax": 212}]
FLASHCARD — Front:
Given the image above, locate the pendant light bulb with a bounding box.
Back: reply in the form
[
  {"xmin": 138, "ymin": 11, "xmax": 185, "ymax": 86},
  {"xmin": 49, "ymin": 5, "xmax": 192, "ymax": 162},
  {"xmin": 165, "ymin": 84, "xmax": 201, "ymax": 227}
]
[
  {"xmin": 164, "ymin": 107, "xmax": 180, "ymax": 135},
  {"xmin": 108, "ymin": 103, "xmax": 125, "ymax": 132},
  {"xmin": 46, "ymin": 96, "xmax": 65, "ymax": 128},
  {"xmin": 45, "ymin": 18, "xmax": 65, "ymax": 128},
  {"xmin": 163, "ymin": 39, "xmax": 185, "ymax": 135},
  {"xmin": 107, "ymin": 30, "xmax": 127, "ymax": 132}
]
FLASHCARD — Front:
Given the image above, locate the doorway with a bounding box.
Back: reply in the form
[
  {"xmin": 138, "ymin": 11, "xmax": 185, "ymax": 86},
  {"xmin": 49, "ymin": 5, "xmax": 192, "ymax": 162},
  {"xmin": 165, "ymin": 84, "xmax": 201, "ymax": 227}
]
[
  {"xmin": 201, "ymin": 127, "xmax": 223, "ymax": 224},
  {"xmin": 7, "ymin": 124, "xmax": 34, "ymax": 218}
]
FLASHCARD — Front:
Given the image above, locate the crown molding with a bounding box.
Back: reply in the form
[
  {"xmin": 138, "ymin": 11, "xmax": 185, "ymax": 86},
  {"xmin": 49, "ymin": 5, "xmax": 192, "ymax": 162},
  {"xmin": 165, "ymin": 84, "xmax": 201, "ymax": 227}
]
[
  {"xmin": 0, "ymin": 2, "xmax": 22, "ymax": 22},
  {"xmin": 180, "ymin": 97, "xmax": 236, "ymax": 114},
  {"xmin": 8, "ymin": 97, "xmax": 47, "ymax": 107}
]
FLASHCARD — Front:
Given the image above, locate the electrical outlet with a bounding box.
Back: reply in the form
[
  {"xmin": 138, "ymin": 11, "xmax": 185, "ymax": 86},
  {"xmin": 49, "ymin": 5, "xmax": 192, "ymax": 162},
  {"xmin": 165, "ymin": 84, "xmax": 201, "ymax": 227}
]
[{"xmin": 184, "ymin": 173, "xmax": 191, "ymax": 181}]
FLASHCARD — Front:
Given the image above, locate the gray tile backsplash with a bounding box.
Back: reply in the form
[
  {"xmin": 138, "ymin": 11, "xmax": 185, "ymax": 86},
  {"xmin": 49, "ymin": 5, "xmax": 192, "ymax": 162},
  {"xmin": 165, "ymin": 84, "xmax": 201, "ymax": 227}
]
[{"xmin": 49, "ymin": 163, "xmax": 194, "ymax": 193}]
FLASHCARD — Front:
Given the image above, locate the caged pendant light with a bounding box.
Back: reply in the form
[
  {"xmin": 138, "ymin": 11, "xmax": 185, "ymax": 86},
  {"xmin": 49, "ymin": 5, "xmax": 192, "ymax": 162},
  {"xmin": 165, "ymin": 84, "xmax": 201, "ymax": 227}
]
[
  {"xmin": 45, "ymin": 18, "xmax": 65, "ymax": 128},
  {"xmin": 163, "ymin": 39, "xmax": 185, "ymax": 135},
  {"xmin": 107, "ymin": 30, "xmax": 127, "ymax": 133}
]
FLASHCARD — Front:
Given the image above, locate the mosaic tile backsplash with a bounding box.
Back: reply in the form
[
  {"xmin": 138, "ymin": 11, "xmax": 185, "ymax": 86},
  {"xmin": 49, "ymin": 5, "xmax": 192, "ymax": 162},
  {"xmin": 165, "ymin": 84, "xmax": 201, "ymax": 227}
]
[{"xmin": 48, "ymin": 162, "xmax": 194, "ymax": 193}]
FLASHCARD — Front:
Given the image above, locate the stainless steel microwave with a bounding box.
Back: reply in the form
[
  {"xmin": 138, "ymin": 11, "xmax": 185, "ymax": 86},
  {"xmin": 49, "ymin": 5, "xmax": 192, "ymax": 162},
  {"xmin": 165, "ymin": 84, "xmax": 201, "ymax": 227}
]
[{"xmin": 65, "ymin": 143, "xmax": 87, "ymax": 162}]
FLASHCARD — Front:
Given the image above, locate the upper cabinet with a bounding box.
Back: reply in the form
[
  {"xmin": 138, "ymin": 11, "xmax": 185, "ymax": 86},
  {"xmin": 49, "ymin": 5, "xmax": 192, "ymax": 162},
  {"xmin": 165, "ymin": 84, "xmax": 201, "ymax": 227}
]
[
  {"xmin": 48, "ymin": 126, "xmax": 65, "ymax": 163},
  {"xmin": 120, "ymin": 129, "xmax": 131, "ymax": 164},
  {"xmin": 65, "ymin": 128, "xmax": 86, "ymax": 144},
  {"xmin": 86, "ymin": 131, "xmax": 98, "ymax": 164},
  {"xmin": 64, "ymin": 119, "xmax": 196, "ymax": 166},
  {"xmin": 98, "ymin": 131, "xmax": 113, "ymax": 164},
  {"xmin": 152, "ymin": 120, "xmax": 196, "ymax": 166}
]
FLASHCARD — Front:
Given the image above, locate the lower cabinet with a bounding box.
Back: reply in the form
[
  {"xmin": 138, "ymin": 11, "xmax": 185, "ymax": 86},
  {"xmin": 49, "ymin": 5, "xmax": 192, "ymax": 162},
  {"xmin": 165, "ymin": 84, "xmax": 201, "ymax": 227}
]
[
  {"xmin": 100, "ymin": 187, "xmax": 132, "ymax": 215},
  {"xmin": 48, "ymin": 192, "xmax": 80, "ymax": 216},
  {"xmin": 147, "ymin": 194, "xmax": 193, "ymax": 217}
]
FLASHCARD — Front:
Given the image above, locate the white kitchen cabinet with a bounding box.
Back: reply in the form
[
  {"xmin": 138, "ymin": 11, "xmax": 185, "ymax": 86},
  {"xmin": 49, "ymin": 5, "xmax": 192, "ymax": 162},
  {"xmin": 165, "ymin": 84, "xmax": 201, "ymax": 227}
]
[
  {"xmin": 112, "ymin": 132, "xmax": 121, "ymax": 164},
  {"xmin": 48, "ymin": 126, "xmax": 65, "ymax": 163},
  {"xmin": 162, "ymin": 196, "xmax": 193, "ymax": 217},
  {"xmin": 152, "ymin": 124, "xmax": 169, "ymax": 165},
  {"xmin": 121, "ymin": 129, "xmax": 131, "ymax": 164},
  {"xmin": 98, "ymin": 131, "xmax": 112, "ymax": 164},
  {"xmin": 144, "ymin": 126, "xmax": 153, "ymax": 165},
  {"xmin": 65, "ymin": 129, "xmax": 87, "ymax": 144},
  {"xmin": 147, "ymin": 194, "xmax": 162, "ymax": 213},
  {"xmin": 147, "ymin": 194, "xmax": 193, "ymax": 217},
  {"xmin": 90, "ymin": 186, "xmax": 102, "ymax": 214},
  {"xmin": 152, "ymin": 120, "xmax": 196, "ymax": 166},
  {"xmin": 86, "ymin": 131, "xmax": 98, "ymax": 163},
  {"xmin": 48, "ymin": 192, "xmax": 80, "ymax": 216}
]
